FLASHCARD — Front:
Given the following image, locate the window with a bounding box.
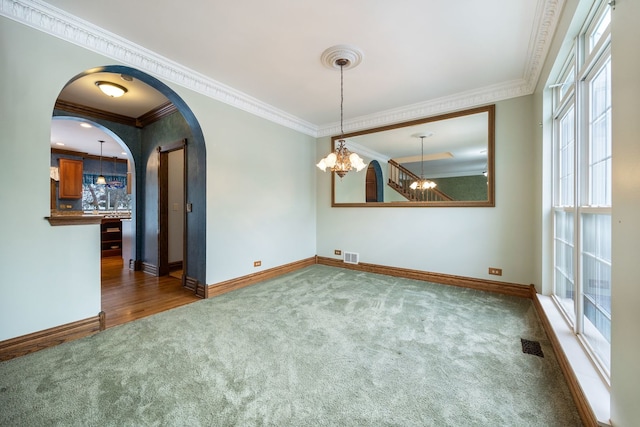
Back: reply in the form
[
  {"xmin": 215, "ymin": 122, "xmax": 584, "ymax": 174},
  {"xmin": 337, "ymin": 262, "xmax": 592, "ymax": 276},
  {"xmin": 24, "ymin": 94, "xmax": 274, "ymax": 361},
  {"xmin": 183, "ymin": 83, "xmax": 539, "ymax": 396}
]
[
  {"xmin": 82, "ymin": 174, "xmax": 131, "ymax": 212},
  {"xmin": 551, "ymin": 0, "xmax": 611, "ymax": 375}
]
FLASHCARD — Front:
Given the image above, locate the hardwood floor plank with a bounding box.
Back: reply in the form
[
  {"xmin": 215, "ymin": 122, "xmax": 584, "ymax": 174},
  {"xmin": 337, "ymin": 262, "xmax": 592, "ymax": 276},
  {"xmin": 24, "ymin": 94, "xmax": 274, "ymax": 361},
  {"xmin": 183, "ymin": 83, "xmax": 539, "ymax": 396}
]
[{"xmin": 101, "ymin": 257, "xmax": 199, "ymax": 329}]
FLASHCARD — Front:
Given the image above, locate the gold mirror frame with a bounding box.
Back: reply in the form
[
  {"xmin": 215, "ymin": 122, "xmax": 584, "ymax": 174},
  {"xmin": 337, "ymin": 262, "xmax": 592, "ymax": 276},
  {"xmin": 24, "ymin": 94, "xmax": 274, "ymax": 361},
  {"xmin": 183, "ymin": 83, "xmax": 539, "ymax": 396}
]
[{"xmin": 331, "ymin": 104, "xmax": 495, "ymax": 207}]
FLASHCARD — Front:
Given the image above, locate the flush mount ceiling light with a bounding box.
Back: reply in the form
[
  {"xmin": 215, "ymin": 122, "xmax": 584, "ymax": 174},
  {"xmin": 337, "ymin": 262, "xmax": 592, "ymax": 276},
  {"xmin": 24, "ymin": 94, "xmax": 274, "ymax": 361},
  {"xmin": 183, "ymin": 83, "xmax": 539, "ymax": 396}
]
[
  {"xmin": 95, "ymin": 81, "xmax": 128, "ymax": 98},
  {"xmin": 317, "ymin": 45, "xmax": 367, "ymax": 178},
  {"xmin": 410, "ymin": 133, "xmax": 437, "ymax": 191},
  {"xmin": 96, "ymin": 140, "xmax": 107, "ymax": 185}
]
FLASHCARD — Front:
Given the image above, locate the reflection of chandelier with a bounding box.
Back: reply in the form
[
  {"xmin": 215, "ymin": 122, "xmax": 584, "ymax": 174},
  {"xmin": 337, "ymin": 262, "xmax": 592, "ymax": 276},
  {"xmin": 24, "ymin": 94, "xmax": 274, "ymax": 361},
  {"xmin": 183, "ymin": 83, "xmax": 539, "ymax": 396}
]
[
  {"xmin": 317, "ymin": 46, "xmax": 366, "ymax": 178},
  {"xmin": 410, "ymin": 134, "xmax": 436, "ymax": 190}
]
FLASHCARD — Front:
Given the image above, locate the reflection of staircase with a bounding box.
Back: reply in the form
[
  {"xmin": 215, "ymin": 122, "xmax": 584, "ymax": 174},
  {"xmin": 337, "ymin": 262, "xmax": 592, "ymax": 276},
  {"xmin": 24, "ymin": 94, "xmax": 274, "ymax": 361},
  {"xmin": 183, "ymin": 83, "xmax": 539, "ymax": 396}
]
[{"xmin": 388, "ymin": 159, "xmax": 453, "ymax": 202}]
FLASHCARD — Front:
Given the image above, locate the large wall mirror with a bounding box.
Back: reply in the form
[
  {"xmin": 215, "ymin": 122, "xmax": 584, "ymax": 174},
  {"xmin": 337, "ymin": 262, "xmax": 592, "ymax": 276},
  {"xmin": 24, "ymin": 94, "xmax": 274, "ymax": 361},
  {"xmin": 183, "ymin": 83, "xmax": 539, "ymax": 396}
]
[{"xmin": 331, "ymin": 104, "xmax": 495, "ymax": 207}]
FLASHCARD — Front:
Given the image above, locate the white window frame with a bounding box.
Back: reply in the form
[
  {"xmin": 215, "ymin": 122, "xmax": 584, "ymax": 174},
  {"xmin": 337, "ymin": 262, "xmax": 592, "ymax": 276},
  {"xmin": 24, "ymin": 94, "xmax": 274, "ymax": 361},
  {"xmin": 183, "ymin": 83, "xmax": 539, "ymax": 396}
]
[{"xmin": 551, "ymin": 0, "xmax": 611, "ymax": 380}]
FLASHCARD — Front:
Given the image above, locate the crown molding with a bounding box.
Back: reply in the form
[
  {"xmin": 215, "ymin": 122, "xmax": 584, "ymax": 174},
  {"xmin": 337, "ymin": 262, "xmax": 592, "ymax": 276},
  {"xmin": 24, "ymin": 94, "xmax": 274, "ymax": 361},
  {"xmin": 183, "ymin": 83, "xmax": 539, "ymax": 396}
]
[
  {"xmin": 1, "ymin": 0, "xmax": 562, "ymax": 139},
  {"xmin": 317, "ymin": 79, "xmax": 528, "ymax": 138},
  {"xmin": 317, "ymin": 0, "xmax": 564, "ymax": 137},
  {"xmin": 0, "ymin": 0, "xmax": 318, "ymax": 136},
  {"xmin": 522, "ymin": 0, "xmax": 566, "ymax": 93}
]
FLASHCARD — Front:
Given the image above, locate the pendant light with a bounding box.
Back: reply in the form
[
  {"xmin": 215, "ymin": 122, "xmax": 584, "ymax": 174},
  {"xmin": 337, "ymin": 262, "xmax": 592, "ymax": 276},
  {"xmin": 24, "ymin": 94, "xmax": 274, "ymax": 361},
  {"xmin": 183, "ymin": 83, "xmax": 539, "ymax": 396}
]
[
  {"xmin": 410, "ymin": 134, "xmax": 436, "ymax": 190},
  {"xmin": 317, "ymin": 45, "xmax": 367, "ymax": 178},
  {"xmin": 96, "ymin": 140, "xmax": 106, "ymax": 185}
]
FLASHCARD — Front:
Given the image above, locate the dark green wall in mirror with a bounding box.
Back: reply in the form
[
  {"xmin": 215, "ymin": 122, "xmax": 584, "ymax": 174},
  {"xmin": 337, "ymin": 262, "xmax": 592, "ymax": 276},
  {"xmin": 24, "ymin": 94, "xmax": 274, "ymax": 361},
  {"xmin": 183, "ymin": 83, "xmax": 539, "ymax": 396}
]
[{"xmin": 331, "ymin": 105, "xmax": 495, "ymax": 207}]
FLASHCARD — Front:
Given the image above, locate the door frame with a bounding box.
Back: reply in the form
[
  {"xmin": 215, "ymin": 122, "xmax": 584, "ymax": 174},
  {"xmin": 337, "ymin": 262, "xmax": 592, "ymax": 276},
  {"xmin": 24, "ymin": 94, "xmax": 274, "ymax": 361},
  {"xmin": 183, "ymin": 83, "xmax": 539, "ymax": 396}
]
[{"xmin": 158, "ymin": 139, "xmax": 187, "ymax": 288}]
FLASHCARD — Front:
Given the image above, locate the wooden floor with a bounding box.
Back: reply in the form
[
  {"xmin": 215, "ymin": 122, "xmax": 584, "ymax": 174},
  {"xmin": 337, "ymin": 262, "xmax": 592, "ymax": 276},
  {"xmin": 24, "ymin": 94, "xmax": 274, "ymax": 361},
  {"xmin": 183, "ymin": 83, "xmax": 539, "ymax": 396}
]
[{"xmin": 101, "ymin": 257, "xmax": 200, "ymax": 329}]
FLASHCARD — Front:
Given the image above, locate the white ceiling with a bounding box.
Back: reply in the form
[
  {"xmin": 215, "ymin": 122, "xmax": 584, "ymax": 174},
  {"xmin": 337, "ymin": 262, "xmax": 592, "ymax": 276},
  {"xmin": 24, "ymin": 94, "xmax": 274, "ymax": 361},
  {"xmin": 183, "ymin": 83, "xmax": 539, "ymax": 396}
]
[
  {"xmin": 7, "ymin": 0, "xmax": 561, "ymax": 157},
  {"xmin": 51, "ymin": 117, "xmax": 131, "ymax": 159},
  {"xmin": 59, "ymin": 72, "xmax": 169, "ymax": 118},
  {"xmin": 37, "ymin": 0, "xmax": 557, "ymax": 128}
]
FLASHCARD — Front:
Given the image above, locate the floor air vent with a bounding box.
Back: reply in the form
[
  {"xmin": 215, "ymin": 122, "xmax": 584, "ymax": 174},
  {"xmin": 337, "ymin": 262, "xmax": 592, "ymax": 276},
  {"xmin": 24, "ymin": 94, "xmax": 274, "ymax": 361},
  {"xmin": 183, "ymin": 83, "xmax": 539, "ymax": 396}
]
[
  {"xmin": 344, "ymin": 252, "xmax": 359, "ymax": 264},
  {"xmin": 520, "ymin": 338, "xmax": 544, "ymax": 358}
]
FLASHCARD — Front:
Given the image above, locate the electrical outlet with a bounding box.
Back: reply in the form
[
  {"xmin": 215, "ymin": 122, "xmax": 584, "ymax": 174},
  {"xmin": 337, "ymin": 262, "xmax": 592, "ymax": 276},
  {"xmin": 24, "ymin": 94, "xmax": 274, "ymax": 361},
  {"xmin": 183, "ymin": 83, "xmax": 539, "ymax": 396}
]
[
  {"xmin": 488, "ymin": 267, "xmax": 502, "ymax": 276},
  {"xmin": 334, "ymin": 249, "xmax": 342, "ymax": 256},
  {"xmin": 254, "ymin": 261, "xmax": 261, "ymax": 267}
]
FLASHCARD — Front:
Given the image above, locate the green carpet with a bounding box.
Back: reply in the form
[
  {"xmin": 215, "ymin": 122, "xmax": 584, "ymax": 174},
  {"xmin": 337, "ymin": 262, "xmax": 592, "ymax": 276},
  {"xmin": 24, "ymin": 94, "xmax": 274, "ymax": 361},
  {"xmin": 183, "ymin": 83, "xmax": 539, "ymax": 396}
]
[{"xmin": 0, "ymin": 265, "xmax": 581, "ymax": 426}]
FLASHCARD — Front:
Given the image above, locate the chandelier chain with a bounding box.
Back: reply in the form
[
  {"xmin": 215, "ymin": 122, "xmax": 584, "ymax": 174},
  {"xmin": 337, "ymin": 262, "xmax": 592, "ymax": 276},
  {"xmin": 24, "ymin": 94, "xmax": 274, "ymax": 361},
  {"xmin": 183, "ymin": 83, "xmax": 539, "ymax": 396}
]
[{"xmin": 340, "ymin": 63, "xmax": 344, "ymax": 137}]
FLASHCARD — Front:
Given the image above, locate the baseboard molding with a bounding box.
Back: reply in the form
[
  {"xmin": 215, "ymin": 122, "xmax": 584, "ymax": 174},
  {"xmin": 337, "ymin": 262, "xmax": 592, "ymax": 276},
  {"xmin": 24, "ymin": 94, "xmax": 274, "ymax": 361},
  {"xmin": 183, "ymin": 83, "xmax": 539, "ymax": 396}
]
[
  {"xmin": 129, "ymin": 259, "xmax": 142, "ymax": 271},
  {"xmin": 531, "ymin": 291, "xmax": 600, "ymax": 427},
  {"xmin": 142, "ymin": 262, "xmax": 158, "ymax": 276},
  {"xmin": 168, "ymin": 261, "xmax": 183, "ymax": 271},
  {"xmin": 184, "ymin": 275, "xmax": 206, "ymax": 299},
  {"xmin": 0, "ymin": 311, "xmax": 105, "ymax": 362},
  {"xmin": 206, "ymin": 257, "xmax": 316, "ymax": 298},
  {"xmin": 316, "ymin": 256, "xmax": 533, "ymax": 299}
]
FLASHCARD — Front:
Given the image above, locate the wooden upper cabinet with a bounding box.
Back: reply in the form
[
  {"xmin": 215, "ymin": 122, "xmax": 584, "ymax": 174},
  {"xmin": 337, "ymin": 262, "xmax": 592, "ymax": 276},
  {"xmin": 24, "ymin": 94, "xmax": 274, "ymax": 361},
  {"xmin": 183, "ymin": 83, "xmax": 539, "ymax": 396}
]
[{"xmin": 58, "ymin": 158, "xmax": 83, "ymax": 199}]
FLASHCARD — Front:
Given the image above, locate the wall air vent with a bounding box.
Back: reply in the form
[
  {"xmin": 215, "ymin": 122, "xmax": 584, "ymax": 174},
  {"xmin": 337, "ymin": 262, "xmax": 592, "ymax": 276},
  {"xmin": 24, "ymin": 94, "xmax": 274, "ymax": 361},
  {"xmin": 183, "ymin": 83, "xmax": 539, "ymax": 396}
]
[{"xmin": 344, "ymin": 252, "xmax": 359, "ymax": 265}]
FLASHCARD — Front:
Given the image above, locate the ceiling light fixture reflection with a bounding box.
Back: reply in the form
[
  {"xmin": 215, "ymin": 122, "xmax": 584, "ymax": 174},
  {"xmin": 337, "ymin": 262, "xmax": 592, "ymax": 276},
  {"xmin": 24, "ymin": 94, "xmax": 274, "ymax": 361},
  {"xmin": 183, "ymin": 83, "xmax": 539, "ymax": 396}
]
[
  {"xmin": 410, "ymin": 133, "xmax": 437, "ymax": 191},
  {"xmin": 95, "ymin": 81, "xmax": 128, "ymax": 98}
]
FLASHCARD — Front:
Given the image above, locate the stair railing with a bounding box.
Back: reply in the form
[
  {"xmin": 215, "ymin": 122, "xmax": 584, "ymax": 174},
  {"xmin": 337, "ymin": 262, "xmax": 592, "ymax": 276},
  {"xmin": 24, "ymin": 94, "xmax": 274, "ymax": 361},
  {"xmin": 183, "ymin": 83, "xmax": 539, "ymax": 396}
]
[{"xmin": 387, "ymin": 159, "xmax": 453, "ymax": 202}]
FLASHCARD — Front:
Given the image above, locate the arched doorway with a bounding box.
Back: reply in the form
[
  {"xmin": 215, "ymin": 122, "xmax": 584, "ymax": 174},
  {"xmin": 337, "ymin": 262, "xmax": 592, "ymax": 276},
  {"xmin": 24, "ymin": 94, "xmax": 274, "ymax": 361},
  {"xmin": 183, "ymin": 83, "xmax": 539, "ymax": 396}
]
[
  {"xmin": 366, "ymin": 160, "xmax": 384, "ymax": 203},
  {"xmin": 51, "ymin": 65, "xmax": 207, "ymax": 325}
]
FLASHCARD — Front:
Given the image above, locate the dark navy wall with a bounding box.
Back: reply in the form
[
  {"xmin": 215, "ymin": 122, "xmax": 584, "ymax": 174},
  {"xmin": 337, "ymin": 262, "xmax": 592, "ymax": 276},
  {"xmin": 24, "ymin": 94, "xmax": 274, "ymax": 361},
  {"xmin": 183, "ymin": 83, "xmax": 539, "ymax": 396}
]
[{"xmin": 140, "ymin": 110, "xmax": 194, "ymax": 275}]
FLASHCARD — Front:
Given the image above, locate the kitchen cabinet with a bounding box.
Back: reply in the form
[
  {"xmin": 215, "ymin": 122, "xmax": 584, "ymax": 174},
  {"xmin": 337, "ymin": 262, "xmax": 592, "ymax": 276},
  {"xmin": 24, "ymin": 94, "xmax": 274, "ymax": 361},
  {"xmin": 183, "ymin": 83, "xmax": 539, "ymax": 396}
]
[{"xmin": 58, "ymin": 158, "xmax": 83, "ymax": 199}]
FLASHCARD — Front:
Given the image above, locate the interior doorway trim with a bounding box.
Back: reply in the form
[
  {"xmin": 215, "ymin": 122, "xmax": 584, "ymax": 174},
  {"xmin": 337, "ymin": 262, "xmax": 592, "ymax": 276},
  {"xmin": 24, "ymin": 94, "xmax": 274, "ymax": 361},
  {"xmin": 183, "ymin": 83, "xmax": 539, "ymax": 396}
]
[{"xmin": 158, "ymin": 139, "xmax": 187, "ymax": 288}]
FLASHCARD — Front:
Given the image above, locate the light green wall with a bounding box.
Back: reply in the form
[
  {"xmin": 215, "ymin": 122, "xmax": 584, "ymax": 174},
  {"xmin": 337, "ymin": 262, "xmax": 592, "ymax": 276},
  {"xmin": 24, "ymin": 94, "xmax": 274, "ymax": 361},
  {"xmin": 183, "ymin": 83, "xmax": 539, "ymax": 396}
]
[
  {"xmin": 610, "ymin": 0, "xmax": 640, "ymax": 424},
  {"xmin": 197, "ymin": 98, "xmax": 317, "ymax": 283},
  {"xmin": 0, "ymin": 17, "xmax": 109, "ymax": 340},
  {"xmin": 0, "ymin": 16, "xmax": 317, "ymax": 340},
  {"xmin": 316, "ymin": 96, "xmax": 536, "ymax": 285},
  {"xmin": 4, "ymin": 4, "xmax": 640, "ymax": 423}
]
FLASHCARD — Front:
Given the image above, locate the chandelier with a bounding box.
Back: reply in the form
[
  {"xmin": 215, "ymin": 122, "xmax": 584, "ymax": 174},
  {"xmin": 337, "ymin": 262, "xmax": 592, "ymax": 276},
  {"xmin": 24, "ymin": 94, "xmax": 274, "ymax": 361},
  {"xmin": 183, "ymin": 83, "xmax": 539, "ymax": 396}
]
[
  {"xmin": 317, "ymin": 46, "xmax": 366, "ymax": 178},
  {"xmin": 410, "ymin": 134, "xmax": 437, "ymax": 190}
]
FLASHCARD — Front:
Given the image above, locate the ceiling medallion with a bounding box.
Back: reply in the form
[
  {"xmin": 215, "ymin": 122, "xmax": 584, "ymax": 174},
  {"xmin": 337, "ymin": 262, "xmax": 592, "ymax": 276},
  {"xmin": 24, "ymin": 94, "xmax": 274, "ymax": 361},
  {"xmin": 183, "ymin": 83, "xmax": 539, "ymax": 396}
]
[{"xmin": 320, "ymin": 45, "xmax": 364, "ymax": 71}]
